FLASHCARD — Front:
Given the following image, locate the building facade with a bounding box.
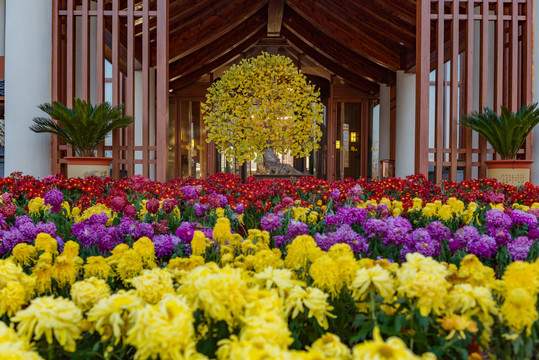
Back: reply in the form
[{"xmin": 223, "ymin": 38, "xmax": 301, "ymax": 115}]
[{"xmin": 2, "ymin": 0, "xmax": 539, "ymax": 183}]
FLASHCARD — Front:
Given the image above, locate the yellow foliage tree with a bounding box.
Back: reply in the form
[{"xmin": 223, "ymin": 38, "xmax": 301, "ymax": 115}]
[{"xmin": 202, "ymin": 53, "xmax": 324, "ymax": 175}]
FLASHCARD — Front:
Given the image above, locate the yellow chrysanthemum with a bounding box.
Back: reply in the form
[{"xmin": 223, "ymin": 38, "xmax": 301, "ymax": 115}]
[
  {"xmin": 116, "ymin": 249, "xmax": 144, "ymax": 285},
  {"xmin": 0, "ymin": 322, "xmax": 44, "ymax": 360},
  {"xmin": 132, "ymin": 268, "xmax": 174, "ymax": 305},
  {"xmin": 31, "ymin": 253, "xmax": 53, "ymax": 295},
  {"xmin": 247, "ymin": 229, "xmax": 271, "ymax": 249},
  {"xmin": 167, "ymin": 255, "xmax": 205, "ymax": 281},
  {"xmin": 253, "ymin": 267, "xmax": 300, "ymax": 298},
  {"xmin": 0, "ymin": 281, "xmax": 27, "ymax": 317},
  {"xmin": 240, "ymin": 310, "xmax": 293, "ymax": 349},
  {"xmin": 83, "ymin": 256, "xmax": 112, "ymax": 279},
  {"xmin": 352, "ymin": 327, "xmax": 423, "ymax": 360},
  {"xmin": 11, "ymin": 243, "xmax": 37, "ymax": 266},
  {"xmin": 216, "ymin": 336, "xmax": 286, "ymax": 360},
  {"xmin": 310, "ymin": 255, "xmax": 342, "ymax": 298},
  {"xmin": 501, "ymin": 287, "xmax": 538, "ymax": 336},
  {"xmin": 284, "ymin": 235, "xmax": 320, "ymax": 273},
  {"xmin": 133, "ymin": 236, "xmax": 156, "ymax": 265},
  {"xmin": 12, "ymin": 296, "xmax": 82, "ymax": 352},
  {"xmin": 438, "ymin": 314, "xmax": 478, "ymax": 340},
  {"xmin": 75, "ymin": 204, "xmax": 113, "ymax": 225},
  {"xmin": 178, "ymin": 263, "xmax": 247, "ymax": 328},
  {"xmin": 191, "ymin": 230, "xmax": 207, "ymax": 256},
  {"xmin": 87, "ymin": 289, "xmax": 141, "ymax": 344},
  {"xmin": 126, "ymin": 294, "xmax": 197, "ymax": 360},
  {"xmin": 303, "ymin": 287, "xmax": 336, "ymax": 330},
  {"xmin": 250, "ymin": 249, "xmax": 284, "ymax": 273},
  {"xmin": 213, "ymin": 218, "xmax": 233, "ymax": 246},
  {"xmin": 61, "ymin": 241, "xmax": 80, "ymax": 258},
  {"xmin": 399, "ymin": 271, "xmax": 448, "ymax": 317},
  {"xmin": 310, "ymin": 333, "xmax": 351, "ymax": 360},
  {"xmin": 70, "ymin": 277, "xmax": 111, "ymax": 312},
  {"xmin": 28, "ymin": 197, "xmax": 45, "ymax": 215},
  {"xmin": 350, "ymin": 264, "xmax": 395, "ymax": 302},
  {"xmin": 51, "ymin": 254, "xmax": 77, "ymax": 288},
  {"xmin": 215, "ymin": 207, "xmax": 225, "ymax": 218},
  {"xmin": 34, "ymin": 233, "xmax": 58, "ymax": 254}
]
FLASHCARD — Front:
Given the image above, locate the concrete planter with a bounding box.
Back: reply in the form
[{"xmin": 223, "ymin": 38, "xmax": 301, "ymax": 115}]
[
  {"xmin": 484, "ymin": 160, "xmax": 533, "ymax": 186},
  {"xmin": 65, "ymin": 157, "xmax": 112, "ymax": 179}
]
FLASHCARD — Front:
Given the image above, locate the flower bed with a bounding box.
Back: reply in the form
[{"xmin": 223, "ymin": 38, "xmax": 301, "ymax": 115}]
[{"xmin": 1, "ymin": 172, "xmax": 539, "ymax": 359}]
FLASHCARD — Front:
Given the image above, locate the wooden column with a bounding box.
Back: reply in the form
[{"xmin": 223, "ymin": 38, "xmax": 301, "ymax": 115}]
[
  {"xmin": 142, "ymin": 0, "xmax": 150, "ymax": 177},
  {"xmin": 156, "ymin": 0, "xmax": 169, "ymax": 182},
  {"xmin": 464, "ymin": 0, "xmax": 474, "ymax": 179},
  {"xmin": 449, "ymin": 0, "xmax": 459, "ymax": 181},
  {"xmin": 51, "ymin": 0, "xmax": 60, "ymax": 174},
  {"xmin": 327, "ymin": 82, "xmax": 336, "ymax": 181},
  {"xmin": 434, "ymin": 0, "xmax": 444, "ymax": 181},
  {"xmin": 415, "ymin": 0, "xmax": 429, "ymax": 177},
  {"xmin": 126, "ymin": 0, "xmax": 135, "ymax": 176}
]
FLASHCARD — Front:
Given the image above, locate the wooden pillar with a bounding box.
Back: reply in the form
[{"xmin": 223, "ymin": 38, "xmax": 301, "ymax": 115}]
[
  {"xmin": 327, "ymin": 82, "xmax": 336, "ymax": 181},
  {"xmin": 156, "ymin": 0, "xmax": 169, "ymax": 182},
  {"xmin": 142, "ymin": 0, "xmax": 150, "ymax": 177},
  {"xmin": 415, "ymin": 0, "xmax": 430, "ymax": 177}
]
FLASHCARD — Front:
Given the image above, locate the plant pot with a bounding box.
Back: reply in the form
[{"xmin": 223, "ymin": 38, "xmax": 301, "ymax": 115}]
[
  {"xmin": 65, "ymin": 157, "xmax": 112, "ymax": 179},
  {"xmin": 484, "ymin": 159, "xmax": 533, "ymax": 186}
]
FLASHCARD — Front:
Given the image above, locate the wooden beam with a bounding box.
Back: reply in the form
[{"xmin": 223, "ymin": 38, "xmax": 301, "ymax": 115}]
[
  {"xmin": 169, "ymin": 27, "xmax": 265, "ymax": 91},
  {"xmin": 282, "ymin": 27, "xmax": 379, "ymax": 95},
  {"xmin": 167, "ymin": 0, "xmax": 266, "ymax": 64},
  {"xmin": 267, "ymin": 0, "xmax": 285, "ymax": 37},
  {"xmin": 415, "ymin": 0, "xmax": 429, "ymax": 177},
  {"xmin": 282, "ymin": 7, "xmax": 393, "ymax": 84},
  {"xmin": 286, "ymin": 0, "xmax": 401, "ymax": 71},
  {"xmin": 319, "ymin": 0, "xmax": 415, "ymax": 49},
  {"xmin": 169, "ymin": 7, "xmax": 266, "ymax": 81},
  {"xmin": 156, "ymin": 0, "xmax": 169, "ymax": 182}
]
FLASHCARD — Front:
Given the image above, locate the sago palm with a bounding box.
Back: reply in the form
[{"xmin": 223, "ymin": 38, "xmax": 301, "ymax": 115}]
[
  {"xmin": 30, "ymin": 98, "xmax": 133, "ymax": 157},
  {"xmin": 460, "ymin": 104, "xmax": 539, "ymax": 160}
]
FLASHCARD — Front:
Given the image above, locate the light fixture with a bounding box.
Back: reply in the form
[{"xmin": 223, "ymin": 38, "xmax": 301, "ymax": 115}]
[
  {"xmin": 350, "ymin": 132, "xmax": 357, "ymax": 143},
  {"xmin": 336, "ymin": 140, "xmax": 341, "ymax": 150}
]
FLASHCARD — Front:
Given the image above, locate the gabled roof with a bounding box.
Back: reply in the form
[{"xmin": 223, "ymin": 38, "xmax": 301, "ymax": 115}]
[{"xmin": 111, "ymin": 0, "xmax": 417, "ymax": 95}]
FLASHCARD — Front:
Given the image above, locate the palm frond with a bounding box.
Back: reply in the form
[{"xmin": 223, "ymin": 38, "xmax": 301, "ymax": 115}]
[
  {"xmin": 460, "ymin": 104, "xmax": 539, "ymax": 159},
  {"xmin": 30, "ymin": 98, "xmax": 134, "ymax": 156}
]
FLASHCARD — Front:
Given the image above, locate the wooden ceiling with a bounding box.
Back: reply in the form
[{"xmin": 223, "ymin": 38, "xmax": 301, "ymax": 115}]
[{"xmin": 119, "ymin": 0, "xmax": 418, "ymax": 95}]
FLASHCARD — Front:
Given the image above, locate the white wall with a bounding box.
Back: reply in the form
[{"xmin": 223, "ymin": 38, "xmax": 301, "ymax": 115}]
[
  {"xmin": 5, "ymin": 0, "xmax": 52, "ymax": 178},
  {"xmin": 378, "ymin": 84, "xmax": 390, "ymax": 161},
  {"xmin": 532, "ymin": 4, "xmax": 539, "ymax": 184},
  {"xmin": 0, "ymin": 0, "xmax": 5, "ymax": 56},
  {"xmin": 395, "ymin": 71, "xmax": 416, "ymax": 178}
]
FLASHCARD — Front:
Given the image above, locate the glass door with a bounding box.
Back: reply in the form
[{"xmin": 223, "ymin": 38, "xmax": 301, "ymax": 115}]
[{"xmin": 335, "ymin": 102, "xmax": 364, "ymax": 181}]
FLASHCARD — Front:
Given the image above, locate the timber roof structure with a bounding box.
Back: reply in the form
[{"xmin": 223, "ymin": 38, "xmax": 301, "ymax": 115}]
[{"xmin": 103, "ymin": 0, "xmax": 418, "ymax": 95}]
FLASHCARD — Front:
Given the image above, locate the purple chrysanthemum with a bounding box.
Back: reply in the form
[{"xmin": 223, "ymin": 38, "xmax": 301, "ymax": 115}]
[
  {"xmin": 507, "ymin": 236, "xmax": 533, "ymax": 261},
  {"xmin": 175, "ymin": 222, "xmax": 197, "ymax": 243},
  {"xmin": 44, "ymin": 189, "xmax": 64, "ymax": 213},
  {"xmin": 336, "ymin": 206, "xmax": 368, "ymax": 226},
  {"xmin": 450, "ymin": 226, "xmax": 480, "ymax": 253},
  {"xmin": 193, "ymin": 203, "xmax": 209, "ymax": 217},
  {"xmin": 260, "ymin": 213, "xmax": 282, "ymax": 232},
  {"xmin": 425, "ymin": 221, "xmax": 451, "ymax": 242},
  {"xmin": 485, "ymin": 209, "xmax": 512, "ymax": 229},
  {"xmin": 287, "ymin": 219, "xmax": 309, "ymax": 238},
  {"xmin": 364, "ymin": 218, "xmax": 387, "ymax": 239},
  {"xmin": 467, "ymin": 234, "xmax": 497, "ymax": 258},
  {"xmin": 511, "ymin": 210, "xmax": 538, "ymax": 229}
]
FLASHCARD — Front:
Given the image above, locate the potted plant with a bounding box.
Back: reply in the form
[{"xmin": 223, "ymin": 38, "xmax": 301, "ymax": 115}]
[
  {"xmin": 460, "ymin": 104, "xmax": 539, "ymax": 186},
  {"xmin": 30, "ymin": 98, "xmax": 134, "ymax": 179},
  {"xmin": 202, "ymin": 53, "xmax": 324, "ymax": 177}
]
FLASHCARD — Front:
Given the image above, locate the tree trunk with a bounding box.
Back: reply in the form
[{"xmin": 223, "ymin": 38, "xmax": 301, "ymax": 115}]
[{"xmin": 263, "ymin": 148, "xmax": 305, "ymax": 176}]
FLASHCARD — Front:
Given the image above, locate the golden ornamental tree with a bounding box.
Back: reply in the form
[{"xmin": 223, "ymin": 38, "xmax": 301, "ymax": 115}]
[{"xmin": 202, "ymin": 53, "xmax": 324, "ymax": 175}]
